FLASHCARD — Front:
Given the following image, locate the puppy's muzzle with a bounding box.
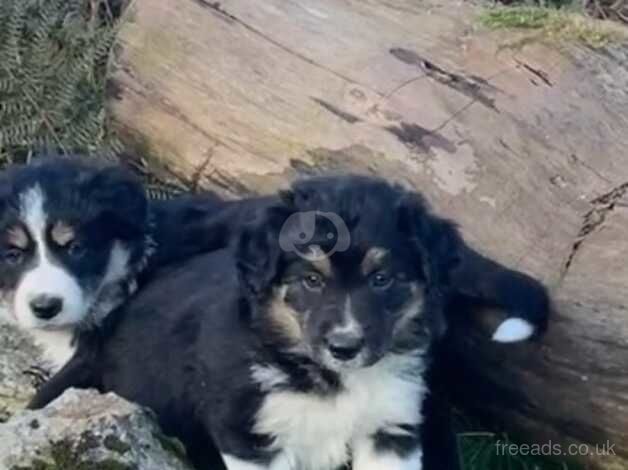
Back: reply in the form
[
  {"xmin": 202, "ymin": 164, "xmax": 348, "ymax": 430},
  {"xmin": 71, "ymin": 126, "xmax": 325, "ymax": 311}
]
[
  {"xmin": 324, "ymin": 329, "xmax": 365, "ymax": 361},
  {"xmin": 29, "ymin": 295, "xmax": 63, "ymax": 320}
]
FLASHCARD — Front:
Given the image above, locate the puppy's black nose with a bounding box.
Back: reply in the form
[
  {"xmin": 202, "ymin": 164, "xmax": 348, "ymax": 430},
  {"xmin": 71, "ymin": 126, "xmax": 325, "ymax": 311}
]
[
  {"xmin": 30, "ymin": 295, "xmax": 63, "ymax": 320},
  {"xmin": 325, "ymin": 331, "xmax": 365, "ymax": 361}
]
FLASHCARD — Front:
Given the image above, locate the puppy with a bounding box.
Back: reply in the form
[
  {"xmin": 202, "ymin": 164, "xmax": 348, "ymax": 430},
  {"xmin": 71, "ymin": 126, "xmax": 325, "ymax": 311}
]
[
  {"xmin": 143, "ymin": 188, "xmax": 550, "ymax": 344},
  {"xmin": 50, "ymin": 175, "xmax": 548, "ymax": 470},
  {"xmin": 286, "ymin": 178, "xmax": 548, "ymax": 344},
  {"xmin": 0, "ymin": 158, "xmax": 150, "ymax": 373}
]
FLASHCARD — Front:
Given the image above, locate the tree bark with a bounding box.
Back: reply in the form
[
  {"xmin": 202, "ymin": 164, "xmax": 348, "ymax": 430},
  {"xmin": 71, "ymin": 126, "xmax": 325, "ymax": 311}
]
[{"xmin": 109, "ymin": 0, "xmax": 628, "ymax": 467}]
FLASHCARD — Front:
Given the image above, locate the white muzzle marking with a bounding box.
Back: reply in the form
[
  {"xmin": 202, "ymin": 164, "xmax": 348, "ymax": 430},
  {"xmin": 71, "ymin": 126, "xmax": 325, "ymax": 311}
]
[{"xmin": 14, "ymin": 186, "xmax": 86, "ymax": 329}]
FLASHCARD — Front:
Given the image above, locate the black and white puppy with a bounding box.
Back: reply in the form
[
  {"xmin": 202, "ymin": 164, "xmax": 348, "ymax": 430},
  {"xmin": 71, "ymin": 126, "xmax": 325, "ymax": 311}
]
[
  {"xmin": 0, "ymin": 158, "xmax": 151, "ymax": 372},
  {"xmin": 82, "ymin": 175, "xmax": 498, "ymax": 470},
  {"xmin": 28, "ymin": 174, "xmax": 550, "ymax": 469}
]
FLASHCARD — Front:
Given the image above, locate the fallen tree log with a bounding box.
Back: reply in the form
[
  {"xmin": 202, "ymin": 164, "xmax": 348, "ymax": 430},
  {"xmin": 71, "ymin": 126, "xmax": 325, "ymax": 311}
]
[{"xmin": 108, "ymin": 1, "xmax": 628, "ymax": 468}]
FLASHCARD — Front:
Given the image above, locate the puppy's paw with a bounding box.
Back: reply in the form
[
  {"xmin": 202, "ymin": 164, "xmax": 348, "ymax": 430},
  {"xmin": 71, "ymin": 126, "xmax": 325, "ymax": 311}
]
[{"xmin": 492, "ymin": 318, "xmax": 534, "ymax": 343}]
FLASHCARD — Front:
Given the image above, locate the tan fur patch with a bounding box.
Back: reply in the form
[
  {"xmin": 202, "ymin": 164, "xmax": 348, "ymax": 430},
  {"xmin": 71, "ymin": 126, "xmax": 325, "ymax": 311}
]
[
  {"xmin": 51, "ymin": 221, "xmax": 75, "ymax": 247},
  {"xmin": 360, "ymin": 247, "xmax": 389, "ymax": 276},
  {"xmin": 394, "ymin": 282, "xmax": 425, "ymax": 333},
  {"xmin": 267, "ymin": 285, "xmax": 303, "ymax": 343},
  {"xmin": 302, "ymin": 245, "xmax": 332, "ymax": 277},
  {"xmin": 6, "ymin": 226, "xmax": 29, "ymax": 249}
]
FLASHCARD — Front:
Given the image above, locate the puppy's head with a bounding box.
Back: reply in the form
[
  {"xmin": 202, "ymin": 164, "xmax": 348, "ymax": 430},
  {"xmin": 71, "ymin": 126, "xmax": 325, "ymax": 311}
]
[
  {"xmin": 0, "ymin": 158, "xmax": 148, "ymax": 330},
  {"xmin": 238, "ymin": 175, "xmax": 459, "ymax": 372}
]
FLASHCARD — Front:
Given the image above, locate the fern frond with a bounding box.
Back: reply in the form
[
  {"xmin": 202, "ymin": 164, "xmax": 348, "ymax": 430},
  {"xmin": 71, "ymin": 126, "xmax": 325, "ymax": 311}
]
[
  {"xmin": 0, "ymin": 0, "xmax": 122, "ymax": 164},
  {"xmin": 0, "ymin": 95, "xmax": 37, "ymax": 119},
  {"xmin": 0, "ymin": 118, "xmax": 43, "ymax": 146}
]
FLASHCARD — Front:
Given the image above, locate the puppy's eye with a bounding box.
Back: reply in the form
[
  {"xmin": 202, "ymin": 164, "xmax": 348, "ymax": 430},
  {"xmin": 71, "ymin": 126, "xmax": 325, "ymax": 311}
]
[
  {"xmin": 302, "ymin": 272, "xmax": 325, "ymax": 291},
  {"xmin": 67, "ymin": 240, "xmax": 86, "ymax": 258},
  {"xmin": 4, "ymin": 248, "xmax": 24, "ymax": 266},
  {"xmin": 370, "ymin": 271, "xmax": 394, "ymax": 290}
]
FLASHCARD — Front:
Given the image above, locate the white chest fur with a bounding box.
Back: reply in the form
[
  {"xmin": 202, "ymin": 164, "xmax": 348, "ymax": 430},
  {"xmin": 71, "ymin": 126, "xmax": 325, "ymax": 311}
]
[
  {"xmin": 28, "ymin": 328, "xmax": 76, "ymax": 373},
  {"xmin": 251, "ymin": 353, "xmax": 426, "ymax": 470}
]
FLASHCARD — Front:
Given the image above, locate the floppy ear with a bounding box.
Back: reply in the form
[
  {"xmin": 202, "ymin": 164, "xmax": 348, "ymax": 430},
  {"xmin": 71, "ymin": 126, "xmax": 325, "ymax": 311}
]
[
  {"xmin": 397, "ymin": 192, "xmax": 461, "ymax": 284},
  {"xmin": 236, "ymin": 204, "xmax": 292, "ymax": 299},
  {"xmin": 397, "ymin": 191, "xmax": 461, "ymax": 338},
  {"xmin": 85, "ymin": 166, "xmax": 148, "ymax": 240}
]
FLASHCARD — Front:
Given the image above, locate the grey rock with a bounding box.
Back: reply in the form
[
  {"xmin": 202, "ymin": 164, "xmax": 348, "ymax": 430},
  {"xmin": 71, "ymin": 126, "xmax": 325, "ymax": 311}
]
[
  {"xmin": 0, "ymin": 388, "xmax": 193, "ymax": 470},
  {"xmin": 0, "ymin": 321, "xmax": 42, "ymax": 421}
]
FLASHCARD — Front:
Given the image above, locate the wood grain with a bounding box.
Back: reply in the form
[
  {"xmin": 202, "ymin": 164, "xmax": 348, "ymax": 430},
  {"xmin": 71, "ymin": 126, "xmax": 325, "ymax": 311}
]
[{"xmin": 109, "ymin": 1, "xmax": 628, "ymax": 467}]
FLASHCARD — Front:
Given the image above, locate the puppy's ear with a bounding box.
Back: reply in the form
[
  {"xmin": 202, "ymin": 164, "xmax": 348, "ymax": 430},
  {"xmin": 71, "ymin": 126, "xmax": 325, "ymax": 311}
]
[
  {"xmin": 237, "ymin": 205, "xmax": 292, "ymax": 299},
  {"xmin": 397, "ymin": 191, "xmax": 461, "ymax": 338},
  {"xmin": 397, "ymin": 192, "xmax": 461, "ymax": 283},
  {"xmin": 85, "ymin": 166, "xmax": 148, "ymax": 240}
]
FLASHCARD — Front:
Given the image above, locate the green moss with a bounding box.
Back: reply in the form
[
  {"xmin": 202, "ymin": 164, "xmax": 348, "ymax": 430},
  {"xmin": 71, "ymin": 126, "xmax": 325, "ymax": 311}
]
[
  {"xmin": 74, "ymin": 431, "xmax": 100, "ymax": 454},
  {"xmin": 479, "ymin": 6, "xmax": 626, "ymax": 48},
  {"xmin": 103, "ymin": 435, "xmax": 131, "ymax": 455},
  {"xmin": 152, "ymin": 431, "xmax": 189, "ymax": 464},
  {"xmin": 10, "ymin": 436, "xmax": 135, "ymax": 470},
  {"xmin": 86, "ymin": 459, "xmax": 134, "ymax": 470},
  {"xmin": 481, "ymin": 6, "xmax": 553, "ymax": 29}
]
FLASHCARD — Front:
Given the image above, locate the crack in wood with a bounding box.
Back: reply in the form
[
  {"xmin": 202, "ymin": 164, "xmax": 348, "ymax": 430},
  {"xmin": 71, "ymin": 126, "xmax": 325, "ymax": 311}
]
[
  {"xmin": 383, "ymin": 74, "xmax": 427, "ymax": 100},
  {"xmin": 430, "ymin": 98, "xmax": 477, "ymax": 134},
  {"xmin": 190, "ymin": 147, "xmax": 216, "ymax": 192},
  {"xmin": 192, "ymin": 0, "xmax": 384, "ymax": 96},
  {"xmin": 389, "ymin": 48, "xmax": 498, "ymax": 111},
  {"xmin": 191, "ymin": 0, "xmax": 237, "ymax": 22},
  {"xmin": 515, "ymin": 58, "xmax": 553, "ymax": 87},
  {"xmin": 385, "ymin": 122, "xmax": 456, "ymax": 154},
  {"xmin": 570, "ymin": 153, "xmax": 613, "ymax": 184},
  {"xmin": 311, "ymin": 98, "xmax": 362, "ymax": 124},
  {"xmin": 562, "ymin": 182, "xmax": 628, "ymax": 277}
]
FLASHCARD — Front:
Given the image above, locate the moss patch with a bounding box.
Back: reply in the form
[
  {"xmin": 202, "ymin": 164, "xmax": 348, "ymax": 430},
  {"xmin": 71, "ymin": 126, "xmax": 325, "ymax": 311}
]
[
  {"xmin": 103, "ymin": 435, "xmax": 131, "ymax": 455},
  {"xmin": 480, "ymin": 6, "xmax": 627, "ymax": 48},
  {"xmin": 152, "ymin": 431, "xmax": 189, "ymax": 464},
  {"xmin": 10, "ymin": 436, "xmax": 135, "ymax": 470}
]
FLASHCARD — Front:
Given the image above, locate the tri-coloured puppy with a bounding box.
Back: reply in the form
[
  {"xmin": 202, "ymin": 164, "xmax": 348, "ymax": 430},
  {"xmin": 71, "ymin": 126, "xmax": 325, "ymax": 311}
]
[
  {"xmin": 0, "ymin": 158, "xmax": 151, "ymax": 372},
  {"xmin": 47, "ymin": 175, "xmax": 548, "ymax": 470},
  {"xmin": 0, "ymin": 157, "xmax": 226, "ymax": 377}
]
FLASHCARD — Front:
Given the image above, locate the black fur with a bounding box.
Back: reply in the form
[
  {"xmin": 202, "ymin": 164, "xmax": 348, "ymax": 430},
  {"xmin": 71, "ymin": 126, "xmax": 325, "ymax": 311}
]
[
  {"xmin": 0, "ymin": 157, "xmax": 230, "ymax": 366},
  {"xmin": 0, "ymin": 158, "xmax": 149, "ymax": 301},
  {"xmin": 0, "ymin": 157, "xmax": 152, "ymax": 343},
  {"xmin": 30, "ymin": 174, "xmax": 550, "ymax": 470},
  {"xmin": 87, "ymin": 177, "xmax": 451, "ymax": 469}
]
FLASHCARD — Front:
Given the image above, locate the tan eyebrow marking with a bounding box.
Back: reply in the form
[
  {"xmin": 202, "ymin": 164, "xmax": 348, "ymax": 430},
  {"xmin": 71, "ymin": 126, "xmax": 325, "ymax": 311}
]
[
  {"xmin": 360, "ymin": 247, "xmax": 389, "ymax": 276},
  {"xmin": 394, "ymin": 282, "xmax": 425, "ymax": 334},
  {"xmin": 50, "ymin": 221, "xmax": 75, "ymax": 247},
  {"xmin": 267, "ymin": 285, "xmax": 303, "ymax": 343},
  {"xmin": 302, "ymin": 245, "xmax": 332, "ymax": 277},
  {"xmin": 6, "ymin": 226, "xmax": 29, "ymax": 250}
]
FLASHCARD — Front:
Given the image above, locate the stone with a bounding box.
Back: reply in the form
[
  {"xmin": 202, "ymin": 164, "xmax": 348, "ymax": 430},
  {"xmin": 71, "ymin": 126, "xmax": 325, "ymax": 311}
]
[
  {"xmin": 0, "ymin": 388, "xmax": 193, "ymax": 470},
  {"xmin": 0, "ymin": 322, "xmax": 41, "ymax": 421}
]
